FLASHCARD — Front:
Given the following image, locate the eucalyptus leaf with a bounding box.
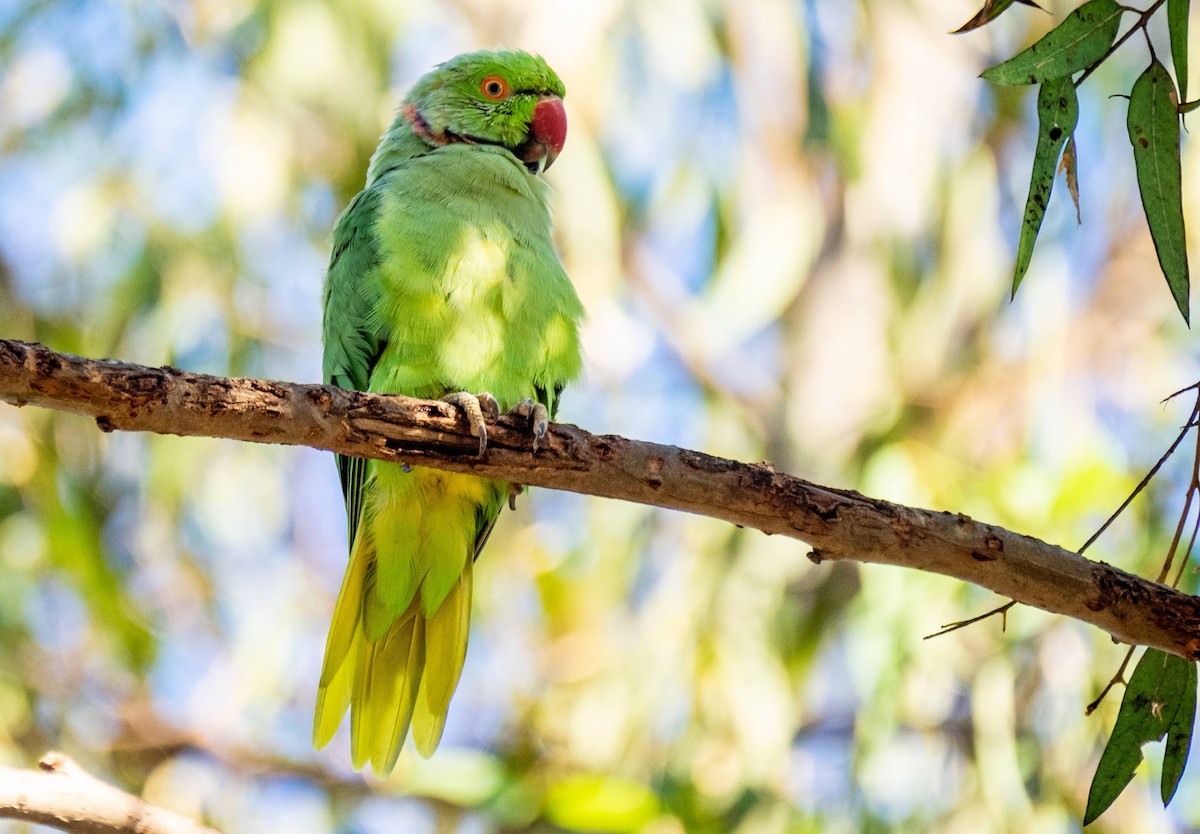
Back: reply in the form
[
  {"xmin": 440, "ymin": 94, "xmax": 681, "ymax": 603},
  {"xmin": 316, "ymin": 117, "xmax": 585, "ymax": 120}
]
[
  {"xmin": 1085, "ymin": 649, "xmax": 1192, "ymax": 824},
  {"xmin": 1013, "ymin": 77, "xmax": 1078, "ymax": 295},
  {"xmin": 982, "ymin": 0, "xmax": 1124, "ymax": 86},
  {"xmin": 954, "ymin": 0, "xmax": 1044, "ymax": 34},
  {"xmin": 1128, "ymin": 59, "xmax": 1191, "ymax": 324},
  {"xmin": 1161, "ymin": 658, "xmax": 1197, "ymax": 805},
  {"xmin": 1168, "ymin": 0, "xmax": 1190, "ymax": 105}
]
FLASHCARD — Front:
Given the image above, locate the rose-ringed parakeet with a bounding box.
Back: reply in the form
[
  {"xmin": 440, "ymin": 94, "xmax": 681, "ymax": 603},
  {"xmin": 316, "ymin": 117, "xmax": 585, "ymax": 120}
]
[{"xmin": 315, "ymin": 50, "xmax": 583, "ymax": 774}]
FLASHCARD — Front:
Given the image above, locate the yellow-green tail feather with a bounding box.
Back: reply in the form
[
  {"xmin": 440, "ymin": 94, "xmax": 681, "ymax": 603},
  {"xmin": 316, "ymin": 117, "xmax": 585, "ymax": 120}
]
[
  {"xmin": 314, "ymin": 463, "xmax": 493, "ymax": 775},
  {"xmin": 413, "ymin": 564, "xmax": 474, "ymax": 756}
]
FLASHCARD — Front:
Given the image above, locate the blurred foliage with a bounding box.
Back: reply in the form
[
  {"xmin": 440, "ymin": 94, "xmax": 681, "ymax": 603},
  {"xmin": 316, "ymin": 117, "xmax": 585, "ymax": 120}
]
[{"xmin": 1, "ymin": 0, "xmax": 1200, "ymax": 832}]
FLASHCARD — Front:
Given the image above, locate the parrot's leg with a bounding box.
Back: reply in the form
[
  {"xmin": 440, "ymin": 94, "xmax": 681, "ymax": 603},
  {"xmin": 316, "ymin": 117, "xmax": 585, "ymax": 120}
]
[
  {"xmin": 506, "ymin": 397, "xmax": 546, "ymax": 507},
  {"xmin": 511, "ymin": 398, "xmax": 550, "ymax": 453},
  {"xmin": 443, "ymin": 392, "xmax": 500, "ymax": 456},
  {"xmin": 508, "ymin": 483, "xmax": 525, "ymax": 511}
]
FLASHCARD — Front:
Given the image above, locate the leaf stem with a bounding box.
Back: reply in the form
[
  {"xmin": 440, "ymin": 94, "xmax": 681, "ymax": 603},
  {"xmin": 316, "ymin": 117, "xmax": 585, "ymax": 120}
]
[
  {"xmin": 1087, "ymin": 645, "xmax": 1138, "ymax": 714},
  {"xmin": 1075, "ymin": 0, "xmax": 1169, "ymax": 88}
]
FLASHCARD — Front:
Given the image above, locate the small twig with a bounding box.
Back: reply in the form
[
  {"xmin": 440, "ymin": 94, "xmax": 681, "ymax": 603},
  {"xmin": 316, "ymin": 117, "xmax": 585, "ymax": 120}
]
[
  {"xmin": 1075, "ymin": 0, "xmax": 1169, "ymax": 89},
  {"xmin": 1158, "ymin": 487, "xmax": 1195, "ymax": 583},
  {"xmin": 924, "ymin": 600, "xmax": 1017, "ymax": 640},
  {"xmin": 1087, "ymin": 645, "xmax": 1138, "ymax": 715},
  {"xmin": 1163, "ymin": 381, "xmax": 1200, "ymax": 403},
  {"xmin": 0, "ymin": 751, "xmax": 221, "ymax": 834},
  {"xmin": 1077, "ymin": 409, "xmax": 1200, "ymax": 554},
  {"xmin": 1165, "ymin": 391, "xmax": 1200, "ymax": 588},
  {"xmin": 1156, "ymin": 391, "xmax": 1200, "ymax": 583},
  {"xmin": 1170, "ymin": 502, "xmax": 1200, "ymax": 588}
]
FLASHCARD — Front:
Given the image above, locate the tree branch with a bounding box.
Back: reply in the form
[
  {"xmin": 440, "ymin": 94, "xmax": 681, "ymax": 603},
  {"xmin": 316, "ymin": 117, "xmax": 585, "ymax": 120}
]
[
  {"xmin": 2, "ymin": 338, "xmax": 1199, "ymax": 659},
  {"xmin": 0, "ymin": 751, "xmax": 221, "ymax": 834}
]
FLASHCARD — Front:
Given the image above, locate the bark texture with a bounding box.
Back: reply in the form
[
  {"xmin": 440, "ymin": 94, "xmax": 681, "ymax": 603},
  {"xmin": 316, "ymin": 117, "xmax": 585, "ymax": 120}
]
[{"xmin": 2, "ymin": 338, "xmax": 1199, "ymax": 659}]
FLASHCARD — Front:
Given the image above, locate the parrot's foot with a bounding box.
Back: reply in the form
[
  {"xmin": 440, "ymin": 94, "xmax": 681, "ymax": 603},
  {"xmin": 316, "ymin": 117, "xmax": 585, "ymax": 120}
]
[
  {"xmin": 443, "ymin": 392, "xmax": 500, "ymax": 456},
  {"xmin": 508, "ymin": 483, "xmax": 525, "ymax": 511},
  {"xmin": 511, "ymin": 398, "xmax": 550, "ymax": 453}
]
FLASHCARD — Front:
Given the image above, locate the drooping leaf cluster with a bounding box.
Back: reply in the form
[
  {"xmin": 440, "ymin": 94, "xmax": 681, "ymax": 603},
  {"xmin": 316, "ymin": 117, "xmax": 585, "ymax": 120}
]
[
  {"xmin": 960, "ymin": 0, "xmax": 1198, "ymax": 824},
  {"xmin": 961, "ymin": 0, "xmax": 1193, "ymax": 322}
]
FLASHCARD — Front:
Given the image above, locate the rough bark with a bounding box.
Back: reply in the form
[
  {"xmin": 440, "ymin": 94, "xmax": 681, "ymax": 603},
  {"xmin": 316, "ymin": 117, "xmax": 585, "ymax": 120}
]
[
  {"xmin": 2, "ymin": 338, "xmax": 1199, "ymax": 659},
  {"xmin": 0, "ymin": 752, "xmax": 221, "ymax": 834}
]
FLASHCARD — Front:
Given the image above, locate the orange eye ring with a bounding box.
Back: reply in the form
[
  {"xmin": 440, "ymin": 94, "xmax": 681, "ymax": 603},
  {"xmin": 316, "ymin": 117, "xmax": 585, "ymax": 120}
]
[{"xmin": 480, "ymin": 75, "xmax": 509, "ymax": 100}]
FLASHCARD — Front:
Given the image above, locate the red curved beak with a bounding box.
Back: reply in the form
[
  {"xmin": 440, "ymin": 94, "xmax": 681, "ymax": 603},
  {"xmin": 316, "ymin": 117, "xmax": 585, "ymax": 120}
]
[{"xmin": 528, "ymin": 95, "xmax": 567, "ymax": 171}]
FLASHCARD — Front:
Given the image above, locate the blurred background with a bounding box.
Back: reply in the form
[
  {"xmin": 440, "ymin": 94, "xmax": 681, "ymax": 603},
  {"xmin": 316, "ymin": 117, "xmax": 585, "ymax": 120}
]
[{"xmin": 1, "ymin": 0, "xmax": 1199, "ymax": 831}]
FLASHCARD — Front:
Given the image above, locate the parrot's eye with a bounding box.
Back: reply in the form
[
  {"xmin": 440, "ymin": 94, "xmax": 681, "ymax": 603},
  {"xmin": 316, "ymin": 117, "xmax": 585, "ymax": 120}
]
[{"xmin": 480, "ymin": 76, "xmax": 509, "ymax": 100}]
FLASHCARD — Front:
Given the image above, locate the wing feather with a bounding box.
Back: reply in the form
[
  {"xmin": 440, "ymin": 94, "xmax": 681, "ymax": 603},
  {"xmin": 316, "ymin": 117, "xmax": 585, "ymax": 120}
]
[{"xmin": 323, "ymin": 186, "xmax": 387, "ymax": 547}]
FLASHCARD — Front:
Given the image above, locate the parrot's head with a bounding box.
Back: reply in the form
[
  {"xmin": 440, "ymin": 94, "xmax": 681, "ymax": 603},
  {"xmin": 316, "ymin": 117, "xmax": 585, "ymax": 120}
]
[{"xmin": 402, "ymin": 50, "xmax": 567, "ymax": 175}]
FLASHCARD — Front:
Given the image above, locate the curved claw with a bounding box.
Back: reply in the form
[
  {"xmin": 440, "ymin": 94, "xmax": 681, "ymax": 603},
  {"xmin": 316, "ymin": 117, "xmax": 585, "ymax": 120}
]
[
  {"xmin": 512, "ymin": 398, "xmax": 550, "ymax": 453},
  {"xmin": 477, "ymin": 392, "xmax": 501, "ymax": 420},
  {"xmin": 443, "ymin": 391, "xmax": 495, "ymax": 457},
  {"xmin": 508, "ymin": 483, "xmax": 525, "ymax": 511}
]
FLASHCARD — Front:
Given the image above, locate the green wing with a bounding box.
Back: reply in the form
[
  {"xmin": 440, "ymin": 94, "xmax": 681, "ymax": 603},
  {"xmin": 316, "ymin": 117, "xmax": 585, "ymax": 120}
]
[{"xmin": 322, "ymin": 186, "xmax": 386, "ymax": 547}]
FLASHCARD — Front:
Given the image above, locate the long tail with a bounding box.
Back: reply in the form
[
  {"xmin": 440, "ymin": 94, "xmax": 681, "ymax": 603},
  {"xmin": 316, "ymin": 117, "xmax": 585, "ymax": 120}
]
[{"xmin": 313, "ymin": 465, "xmax": 484, "ymax": 775}]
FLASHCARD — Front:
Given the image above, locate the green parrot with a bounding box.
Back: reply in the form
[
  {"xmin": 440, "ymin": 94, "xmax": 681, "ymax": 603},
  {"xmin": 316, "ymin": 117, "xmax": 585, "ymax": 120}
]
[{"xmin": 315, "ymin": 49, "xmax": 583, "ymax": 774}]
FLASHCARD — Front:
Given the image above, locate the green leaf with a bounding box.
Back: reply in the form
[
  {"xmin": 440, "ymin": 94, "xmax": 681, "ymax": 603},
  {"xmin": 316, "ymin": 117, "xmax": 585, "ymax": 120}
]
[
  {"xmin": 981, "ymin": 0, "xmax": 1124, "ymax": 86},
  {"xmin": 1162, "ymin": 658, "xmax": 1197, "ymax": 805},
  {"xmin": 1128, "ymin": 59, "xmax": 1191, "ymax": 324},
  {"xmin": 953, "ymin": 0, "xmax": 1045, "ymax": 35},
  {"xmin": 1169, "ymin": 0, "xmax": 1191, "ymax": 105},
  {"xmin": 1012, "ymin": 77, "xmax": 1078, "ymax": 295},
  {"xmin": 1084, "ymin": 649, "xmax": 1192, "ymax": 825}
]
